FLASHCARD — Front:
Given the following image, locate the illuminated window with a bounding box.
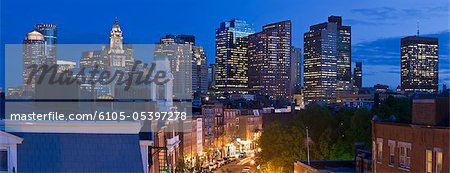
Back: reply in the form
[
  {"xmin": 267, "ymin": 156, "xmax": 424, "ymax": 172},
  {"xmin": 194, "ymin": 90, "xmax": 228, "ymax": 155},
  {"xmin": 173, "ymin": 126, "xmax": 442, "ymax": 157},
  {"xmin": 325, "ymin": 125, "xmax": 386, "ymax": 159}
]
[
  {"xmin": 426, "ymin": 149, "xmax": 433, "ymax": 173},
  {"xmin": 376, "ymin": 138, "xmax": 383, "ymax": 163},
  {"xmin": 436, "ymin": 149, "xmax": 443, "ymax": 173}
]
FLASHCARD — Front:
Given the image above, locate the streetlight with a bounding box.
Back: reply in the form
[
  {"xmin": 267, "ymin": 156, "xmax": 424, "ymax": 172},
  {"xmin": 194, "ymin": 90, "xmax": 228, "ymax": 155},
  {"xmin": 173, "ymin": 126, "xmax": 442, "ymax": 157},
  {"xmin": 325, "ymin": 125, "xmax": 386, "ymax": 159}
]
[{"xmin": 306, "ymin": 126, "xmax": 310, "ymax": 165}]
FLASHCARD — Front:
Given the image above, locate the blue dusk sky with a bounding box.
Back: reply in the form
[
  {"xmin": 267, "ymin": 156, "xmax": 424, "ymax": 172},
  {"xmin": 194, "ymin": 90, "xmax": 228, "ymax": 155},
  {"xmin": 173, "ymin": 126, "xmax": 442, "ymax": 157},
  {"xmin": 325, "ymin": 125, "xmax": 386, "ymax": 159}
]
[{"xmin": 1, "ymin": 0, "xmax": 449, "ymax": 89}]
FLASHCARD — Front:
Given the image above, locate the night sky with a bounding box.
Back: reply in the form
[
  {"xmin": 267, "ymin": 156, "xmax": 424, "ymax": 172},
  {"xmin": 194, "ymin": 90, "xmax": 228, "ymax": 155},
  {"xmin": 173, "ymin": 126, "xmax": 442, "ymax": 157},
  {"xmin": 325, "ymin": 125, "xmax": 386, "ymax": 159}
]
[{"xmin": 1, "ymin": 0, "xmax": 448, "ymax": 89}]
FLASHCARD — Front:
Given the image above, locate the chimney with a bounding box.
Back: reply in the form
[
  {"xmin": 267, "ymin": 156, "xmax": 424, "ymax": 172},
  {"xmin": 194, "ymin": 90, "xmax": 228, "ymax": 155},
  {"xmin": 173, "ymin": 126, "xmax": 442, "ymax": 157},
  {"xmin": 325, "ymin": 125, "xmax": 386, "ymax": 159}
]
[{"xmin": 412, "ymin": 97, "xmax": 449, "ymax": 126}]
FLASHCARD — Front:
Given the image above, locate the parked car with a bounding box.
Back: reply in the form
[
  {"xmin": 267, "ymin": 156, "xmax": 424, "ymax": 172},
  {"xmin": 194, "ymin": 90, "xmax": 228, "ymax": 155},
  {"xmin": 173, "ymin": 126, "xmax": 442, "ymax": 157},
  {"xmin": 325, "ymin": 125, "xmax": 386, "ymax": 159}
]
[
  {"xmin": 201, "ymin": 165, "xmax": 208, "ymax": 172},
  {"xmin": 223, "ymin": 157, "xmax": 229, "ymax": 164},
  {"xmin": 217, "ymin": 159, "xmax": 225, "ymax": 166},
  {"xmin": 208, "ymin": 163, "xmax": 216, "ymax": 171},
  {"xmin": 242, "ymin": 166, "xmax": 250, "ymax": 172},
  {"xmin": 241, "ymin": 166, "xmax": 251, "ymax": 172}
]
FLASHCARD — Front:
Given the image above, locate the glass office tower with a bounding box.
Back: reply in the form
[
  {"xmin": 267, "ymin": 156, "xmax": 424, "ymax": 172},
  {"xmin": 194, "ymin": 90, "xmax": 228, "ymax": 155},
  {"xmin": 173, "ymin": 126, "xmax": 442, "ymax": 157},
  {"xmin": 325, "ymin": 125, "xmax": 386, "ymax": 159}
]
[
  {"xmin": 303, "ymin": 16, "xmax": 351, "ymax": 104},
  {"xmin": 215, "ymin": 19, "xmax": 255, "ymax": 97},
  {"xmin": 35, "ymin": 23, "xmax": 57, "ymax": 65},
  {"xmin": 303, "ymin": 18, "xmax": 339, "ymax": 104}
]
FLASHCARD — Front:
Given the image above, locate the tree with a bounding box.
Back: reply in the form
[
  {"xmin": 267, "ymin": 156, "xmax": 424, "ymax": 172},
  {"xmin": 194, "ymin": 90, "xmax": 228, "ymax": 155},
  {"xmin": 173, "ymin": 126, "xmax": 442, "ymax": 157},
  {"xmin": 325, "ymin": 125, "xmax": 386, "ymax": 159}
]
[
  {"xmin": 349, "ymin": 108, "xmax": 372, "ymax": 146},
  {"xmin": 175, "ymin": 155, "xmax": 187, "ymax": 173},
  {"xmin": 318, "ymin": 128, "xmax": 333, "ymax": 159},
  {"xmin": 258, "ymin": 122, "xmax": 305, "ymax": 173},
  {"xmin": 375, "ymin": 96, "xmax": 411, "ymax": 122},
  {"xmin": 258, "ymin": 105, "xmax": 374, "ymax": 171}
]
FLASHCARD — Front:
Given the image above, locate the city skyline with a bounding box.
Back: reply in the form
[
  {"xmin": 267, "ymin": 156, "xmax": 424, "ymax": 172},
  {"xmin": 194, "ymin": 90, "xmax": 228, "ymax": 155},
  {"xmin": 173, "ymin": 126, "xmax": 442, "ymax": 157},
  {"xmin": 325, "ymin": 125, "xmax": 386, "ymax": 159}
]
[
  {"xmin": 1, "ymin": 1, "xmax": 449, "ymax": 173},
  {"xmin": 1, "ymin": 0, "xmax": 449, "ymax": 89}
]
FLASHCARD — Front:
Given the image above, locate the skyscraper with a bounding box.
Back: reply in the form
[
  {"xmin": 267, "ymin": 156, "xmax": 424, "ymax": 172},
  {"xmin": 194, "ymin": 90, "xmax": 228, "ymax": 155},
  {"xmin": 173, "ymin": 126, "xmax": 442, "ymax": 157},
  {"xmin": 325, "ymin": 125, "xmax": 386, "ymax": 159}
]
[
  {"xmin": 208, "ymin": 64, "xmax": 216, "ymax": 90},
  {"xmin": 400, "ymin": 36, "xmax": 438, "ymax": 93},
  {"xmin": 353, "ymin": 62, "xmax": 362, "ymax": 90},
  {"xmin": 35, "ymin": 24, "xmax": 57, "ymax": 65},
  {"xmin": 291, "ymin": 47, "xmax": 302, "ymax": 93},
  {"xmin": 327, "ymin": 16, "xmax": 353, "ymax": 98},
  {"xmin": 215, "ymin": 19, "xmax": 255, "ymax": 96},
  {"xmin": 155, "ymin": 35, "xmax": 208, "ymax": 98},
  {"xmin": 248, "ymin": 20, "xmax": 292, "ymax": 100},
  {"xmin": 22, "ymin": 30, "xmax": 45, "ymax": 92},
  {"xmin": 303, "ymin": 17, "xmax": 339, "ymax": 104},
  {"xmin": 155, "ymin": 35, "xmax": 194, "ymax": 99},
  {"xmin": 192, "ymin": 46, "xmax": 208, "ymax": 95},
  {"xmin": 328, "ymin": 16, "xmax": 351, "ymax": 83}
]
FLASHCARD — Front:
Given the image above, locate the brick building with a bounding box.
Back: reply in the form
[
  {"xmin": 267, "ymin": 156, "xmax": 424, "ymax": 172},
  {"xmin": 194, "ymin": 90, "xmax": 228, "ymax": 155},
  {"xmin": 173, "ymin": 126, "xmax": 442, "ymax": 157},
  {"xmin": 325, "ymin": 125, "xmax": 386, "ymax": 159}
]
[{"xmin": 372, "ymin": 93, "xmax": 449, "ymax": 172}]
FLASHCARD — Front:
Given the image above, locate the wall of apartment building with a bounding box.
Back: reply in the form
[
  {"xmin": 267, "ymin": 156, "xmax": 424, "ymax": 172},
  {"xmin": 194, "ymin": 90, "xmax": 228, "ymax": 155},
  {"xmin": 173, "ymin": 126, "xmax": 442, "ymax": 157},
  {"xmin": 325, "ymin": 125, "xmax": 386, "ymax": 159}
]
[
  {"xmin": 238, "ymin": 115, "xmax": 262, "ymax": 141},
  {"xmin": 223, "ymin": 109, "xmax": 239, "ymax": 144},
  {"xmin": 372, "ymin": 122, "xmax": 449, "ymax": 172}
]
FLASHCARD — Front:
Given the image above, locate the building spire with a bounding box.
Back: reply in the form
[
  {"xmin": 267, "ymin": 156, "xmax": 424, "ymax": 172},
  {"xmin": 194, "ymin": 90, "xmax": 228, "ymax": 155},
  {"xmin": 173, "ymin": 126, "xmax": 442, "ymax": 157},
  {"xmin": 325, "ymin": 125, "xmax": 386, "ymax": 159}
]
[
  {"xmin": 417, "ymin": 20, "xmax": 420, "ymax": 37},
  {"xmin": 114, "ymin": 17, "xmax": 119, "ymax": 26}
]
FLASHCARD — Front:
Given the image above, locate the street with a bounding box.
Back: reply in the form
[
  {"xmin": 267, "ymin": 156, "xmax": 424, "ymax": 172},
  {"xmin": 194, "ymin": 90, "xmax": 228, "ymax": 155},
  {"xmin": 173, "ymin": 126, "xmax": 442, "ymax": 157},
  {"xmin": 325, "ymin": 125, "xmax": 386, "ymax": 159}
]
[{"xmin": 213, "ymin": 157, "xmax": 257, "ymax": 173}]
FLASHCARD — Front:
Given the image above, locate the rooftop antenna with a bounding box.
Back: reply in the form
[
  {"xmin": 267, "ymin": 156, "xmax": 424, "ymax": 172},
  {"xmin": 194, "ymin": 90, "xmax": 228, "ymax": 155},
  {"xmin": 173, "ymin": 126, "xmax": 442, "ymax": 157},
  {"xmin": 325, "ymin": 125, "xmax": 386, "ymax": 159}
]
[{"xmin": 417, "ymin": 20, "xmax": 420, "ymax": 37}]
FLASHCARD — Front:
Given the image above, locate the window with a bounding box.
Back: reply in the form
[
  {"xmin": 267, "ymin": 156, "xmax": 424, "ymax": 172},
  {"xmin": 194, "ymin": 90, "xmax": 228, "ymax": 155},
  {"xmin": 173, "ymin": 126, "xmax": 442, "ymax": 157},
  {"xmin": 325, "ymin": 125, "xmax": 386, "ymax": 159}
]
[
  {"xmin": 388, "ymin": 140, "xmax": 395, "ymax": 166},
  {"xmin": 406, "ymin": 147, "xmax": 411, "ymax": 168},
  {"xmin": 398, "ymin": 142, "xmax": 411, "ymax": 169},
  {"xmin": 0, "ymin": 150, "xmax": 7, "ymax": 172},
  {"xmin": 376, "ymin": 138, "xmax": 383, "ymax": 163},
  {"xmin": 435, "ymin": 149, "xmax": 443, "ymax": 173},
  {"xmin": 426, "ymin": 149, "xmax": 433, "ymax": 173}
]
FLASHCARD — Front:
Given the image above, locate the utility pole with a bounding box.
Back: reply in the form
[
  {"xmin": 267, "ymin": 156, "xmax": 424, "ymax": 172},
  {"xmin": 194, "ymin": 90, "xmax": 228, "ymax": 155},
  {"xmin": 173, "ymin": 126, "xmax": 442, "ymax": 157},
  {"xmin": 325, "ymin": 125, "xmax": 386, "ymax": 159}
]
[{"xmin": 306, "ymin": 126, "xmax": 310, "ymax": 165}]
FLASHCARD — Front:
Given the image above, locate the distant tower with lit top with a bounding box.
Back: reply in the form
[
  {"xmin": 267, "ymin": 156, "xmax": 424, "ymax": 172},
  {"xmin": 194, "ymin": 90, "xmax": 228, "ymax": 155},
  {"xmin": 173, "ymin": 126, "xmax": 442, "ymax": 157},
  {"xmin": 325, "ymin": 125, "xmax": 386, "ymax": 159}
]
[
  {"xmin": 106, "ymin": 18, "xmax": 134, "ymax": 69},
  {"xmin": 22, "ymin": 30, "xmax": 45, "ymax": 92}
]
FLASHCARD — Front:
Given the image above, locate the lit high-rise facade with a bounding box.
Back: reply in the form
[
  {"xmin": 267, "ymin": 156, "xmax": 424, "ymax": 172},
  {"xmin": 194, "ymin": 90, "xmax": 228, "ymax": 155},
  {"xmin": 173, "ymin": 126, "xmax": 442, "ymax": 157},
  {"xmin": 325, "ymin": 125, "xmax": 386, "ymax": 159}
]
[
  {"xmin": 304, "ymin": 17, "xmax": 338, "ymax": 104},
  {"xmin": 248, "ymin": 20, "xmax": 292, "ymax": 100},
  {"xmin": 155, "ymin": 35, "xmax": 208, "ymax": 98},
  {"xmin": 304, "ymin": 16, "xmax": 351, "ymax": 104},
  {"xmin": 401, "ymin": 36, "xmax": 438, "ymax": 93},
  {"xmin": 215, "ymin": 19, "xmax": 255, "ymax": 96},
  {"xmin": 35, "ymin": 24, "xmax": 57, "ymax": 65},
  {"xmin": 155, "ymin": 35, "xmax": 194, "ymax": 99},
  {"xmin": 330, "ymin": 16, "xmax": 353, "ymax": 97}
]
